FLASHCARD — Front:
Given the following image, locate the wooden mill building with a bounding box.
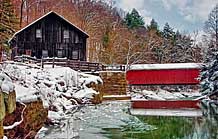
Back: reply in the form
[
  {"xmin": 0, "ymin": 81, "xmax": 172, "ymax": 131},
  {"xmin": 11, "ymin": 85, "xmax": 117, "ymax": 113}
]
[{"xmin": 9, "ymin": 11, "xmax": 89, "ymax": 61}]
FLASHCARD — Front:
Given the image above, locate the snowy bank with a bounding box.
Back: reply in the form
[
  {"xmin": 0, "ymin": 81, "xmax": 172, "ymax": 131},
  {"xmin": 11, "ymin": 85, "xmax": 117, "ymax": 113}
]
[
  {"xmin": 2, "ymin": 62, "xmax": 102, "ymax": 106},
  {"xmin": 1, "ymin": 62, "xmax": 103, "ymax": 138},
  {"xmin": 2, "ymin": 62, "xmax": 103, "ymax": 118}
]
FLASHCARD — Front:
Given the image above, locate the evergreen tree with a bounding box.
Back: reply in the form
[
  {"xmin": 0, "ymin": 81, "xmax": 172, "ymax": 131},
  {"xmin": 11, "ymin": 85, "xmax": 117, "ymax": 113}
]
[
  {"xmin": 161, "ymin": 23, "xmax": 175, "ymax": 48},
  {"xmin": 173, "ymin": 30, "xmax": 181, "ymax": 45},
  {"xmin": 200, "ymin": 45, "xmax": 218, "ymax": 95},
  {"xmin": 0, "ymin": 0, "xmax": 18, "ymax": 51},
  {"xmin": 200, "ymin": 4, "xmax": 218, "ymax": 97},
  {"xmin": 147, "ymin": 18, "xmax": 158, "ymax": 30},
  {"xmin": 162, "ymin": 22, "xmax": 175, "ymax": 40},
  {"xmin": 200, "ymin": 4, "xmax": 218, "ymax": 116},
  {"xmin": 124, "ymin": 8, "xmax": 145, "ymax": 29}
]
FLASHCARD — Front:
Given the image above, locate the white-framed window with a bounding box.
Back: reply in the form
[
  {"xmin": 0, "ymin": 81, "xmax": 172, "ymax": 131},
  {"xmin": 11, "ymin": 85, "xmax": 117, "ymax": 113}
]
[
  {"xmin": 42, "ymin": 50, "xmax": 48, "ymax": 57},
  {"xmin": 36, "ymin": 29, "xmax": 42, "ymax": 38},
  {"xmin": 64, "ymin": 30, "xmax": 69, "ymax": 39},
  {"xmin": 75, "ymin": 34, "xmax": 79, "ymax": 43},
  {"xmin": 72, "ymin": 50, "xmax": 78, "ymax": 59},
  {"xmin": 57, "ymin": 50, "xmax": 63, "ymax": 58}
]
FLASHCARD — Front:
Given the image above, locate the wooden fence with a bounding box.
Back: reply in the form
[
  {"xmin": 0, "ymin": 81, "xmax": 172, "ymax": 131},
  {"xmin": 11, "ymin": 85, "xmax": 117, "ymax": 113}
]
[{"xmin": 14, "ymin": 55, "xmax": 125, "ymax": 72}]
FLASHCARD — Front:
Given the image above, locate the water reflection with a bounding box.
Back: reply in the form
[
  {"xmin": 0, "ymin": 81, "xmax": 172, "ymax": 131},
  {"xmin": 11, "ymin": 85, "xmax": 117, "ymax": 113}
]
[
  {"xmin": 40, "ymin": 101, "xmax": 218, "ymax": 139},
  {"xmin": 103, "ymin": 116, "xmax": 201, "ymax": 139}
]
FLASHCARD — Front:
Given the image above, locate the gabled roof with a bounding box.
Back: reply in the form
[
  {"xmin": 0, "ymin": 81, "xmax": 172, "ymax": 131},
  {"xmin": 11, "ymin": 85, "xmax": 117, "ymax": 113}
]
[{"xmin": 9, "ymin": 11, "xmax": 89, "ymax": 43}]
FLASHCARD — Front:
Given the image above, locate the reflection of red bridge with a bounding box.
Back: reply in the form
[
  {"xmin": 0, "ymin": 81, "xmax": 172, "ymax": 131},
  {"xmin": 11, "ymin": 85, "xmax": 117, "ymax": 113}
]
[{"xmin": 126, "ymin": 63, "xmax": 202, "ymax": 112}]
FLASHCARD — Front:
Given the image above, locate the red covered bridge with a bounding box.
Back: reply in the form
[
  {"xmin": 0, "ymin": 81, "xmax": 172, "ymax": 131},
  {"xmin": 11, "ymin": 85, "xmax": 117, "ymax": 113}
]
[
  {"xmin": 126, "ymin": 63, "xmax": 202, "ymax": 112},
  {"xmin": 126, "ymin": 63, "xmax": 201, "ymax": 85}
]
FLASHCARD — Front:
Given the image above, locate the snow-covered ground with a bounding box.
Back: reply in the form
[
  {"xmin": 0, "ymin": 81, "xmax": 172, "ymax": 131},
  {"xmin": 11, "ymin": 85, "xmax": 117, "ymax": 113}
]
[
  {"xmin": 131, "ymin": 88, "xmax": 203, "ymax": 100},
  {"xmin": 1, "ymin": 61, "xmax": 103, "ymax": 122}
]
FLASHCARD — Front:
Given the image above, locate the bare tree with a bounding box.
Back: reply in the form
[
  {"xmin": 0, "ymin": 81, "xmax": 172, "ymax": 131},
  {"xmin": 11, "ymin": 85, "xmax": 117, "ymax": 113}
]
[
  {"xmin": 204, "ymin": 4, "xmax": 218, "ymax": 47},
  {"xmin": 125, "ymin": 30, "xmax": 163, "ymax": 70}
]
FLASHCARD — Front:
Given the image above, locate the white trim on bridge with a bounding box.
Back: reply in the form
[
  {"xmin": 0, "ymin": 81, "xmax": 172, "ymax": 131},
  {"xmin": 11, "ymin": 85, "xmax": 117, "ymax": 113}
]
[
  {"xmin": 129, "ymin": 63, "xmax": 202, "ymax": 70},
  {"xmin": 130, "ymin": 108, "xmax": 202, "ymax": 117}
]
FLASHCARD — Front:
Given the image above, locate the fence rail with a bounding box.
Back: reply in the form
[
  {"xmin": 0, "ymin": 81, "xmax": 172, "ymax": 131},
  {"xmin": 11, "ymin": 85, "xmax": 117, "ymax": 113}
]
[{"xmin": 13, "ymin": 55, "xmax": 125, "ymax": 71}]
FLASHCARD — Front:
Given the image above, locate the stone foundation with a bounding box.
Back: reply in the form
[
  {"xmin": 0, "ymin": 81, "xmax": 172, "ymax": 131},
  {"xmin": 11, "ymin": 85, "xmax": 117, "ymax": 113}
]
[{"xmin": 99, "ymin": 71, "xmax": 127, "ymax": 96}]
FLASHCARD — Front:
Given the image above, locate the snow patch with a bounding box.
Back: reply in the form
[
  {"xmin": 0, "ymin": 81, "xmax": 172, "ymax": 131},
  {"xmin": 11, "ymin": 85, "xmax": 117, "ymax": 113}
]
[
  {"xmin": 131, "ymin": 89, "xmax": 202, "ymax": 100},
  {"xmin": 0, "ymin": 73, "xmax": 14, "ymax": 94},
  {"xmin": 48, "ymin": 111, "xmax": 64, "ymax": 121}
]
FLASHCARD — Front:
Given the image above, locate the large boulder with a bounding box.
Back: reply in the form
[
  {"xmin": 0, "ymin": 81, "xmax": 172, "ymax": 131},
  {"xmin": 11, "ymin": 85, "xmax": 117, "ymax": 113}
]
[
  {"xmin": 4, "ymin": 100, "xmax": 48, "ymax": 139},
  {"xmin": 86, "ymin": 81, "xmax": 103, "ymax": 104},
  {"xmin": 0, "ymin": 90, "xmax": 16, "ymax": 139}
]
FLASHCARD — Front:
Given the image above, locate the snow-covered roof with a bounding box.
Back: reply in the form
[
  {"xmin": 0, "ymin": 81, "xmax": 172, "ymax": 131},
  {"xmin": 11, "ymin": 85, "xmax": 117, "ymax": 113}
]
[
  {"xmin": 8, "ymin": 11, "xmax": 89, "ymax": 43},
  {"xmin": 129, "ymin": 63, "xmax": 202, "ymax": 70}
]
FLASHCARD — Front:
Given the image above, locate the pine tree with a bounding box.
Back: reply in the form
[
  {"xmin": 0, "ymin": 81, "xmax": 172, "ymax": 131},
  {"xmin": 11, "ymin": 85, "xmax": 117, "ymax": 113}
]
[
  {"xmin": 200, "ymin": 46, "xmax": 218, "ymax": 95},
  {"xmin": 161, "ymin": 23, "xmax": 175, "ymax": 49},
  {"xmin": 124, "ymin": 8, "xmax": 144, "ymax": 29},
  {"xmin": 200, "ymin": 4, "xmax": 218, "ymax": 97},
  {"xmin": 0, "ymin": 0, "xmax": 19, "ymax": 55},
  {"xmin": 200, "ymin": 49, "xmax": 218, "ymax": 116},
  {"xmin": 199, "ymin": 5, "xmax": 218, "ymax": 116},
  {"xmin": 162, "ymin": 22, "xmax": 175, "ymax": 40},
  {"xmin": 147, "ymin": 18, "xmax": 158, "ymax": 30}
]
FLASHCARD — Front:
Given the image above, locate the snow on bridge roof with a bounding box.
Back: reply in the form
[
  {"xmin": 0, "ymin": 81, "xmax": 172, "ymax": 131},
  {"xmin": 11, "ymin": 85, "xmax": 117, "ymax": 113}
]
[{"xmin": 129, "ymin": 63, "xmax": 202, "ymax": 70}]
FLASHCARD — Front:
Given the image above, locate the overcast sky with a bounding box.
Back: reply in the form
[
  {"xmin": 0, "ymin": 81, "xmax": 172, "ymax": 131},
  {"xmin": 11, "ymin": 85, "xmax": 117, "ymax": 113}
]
[{"xmin": 115, "ymin": 0, "xmax": 217, "ymax": 33}]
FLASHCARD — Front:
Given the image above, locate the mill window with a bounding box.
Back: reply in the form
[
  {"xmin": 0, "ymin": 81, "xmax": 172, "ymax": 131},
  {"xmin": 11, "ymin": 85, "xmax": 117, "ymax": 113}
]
[
  {"xmin": 64, "ymin": 30, "xmax": 69, "ymax": 39},
  {"xmin": 36, "ymin": 29, "xmax": 42, "ymax": 38}
]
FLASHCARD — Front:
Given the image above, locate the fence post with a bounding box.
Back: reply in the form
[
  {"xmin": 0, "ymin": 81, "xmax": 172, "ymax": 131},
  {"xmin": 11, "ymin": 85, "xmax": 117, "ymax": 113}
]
[
  {"xmin": 79, "ymin": 61, "xmax": 81, "ymax": 71},
  {"xmin": 52, "ymin": 57, "xmax": 55, "ymax": 68},
  {"xmin": 96, "ymin": 63, "xmax": 99, "ymax": 71},
  {"xmin": 41, "ymin": 57, "xmax": 44, "ymax": 69},
  {"xmin": 22, "ymin": 55, "xmax": 24, "ymax": 63},
  {"xmin": 67, "ymin": 59, "xmax": 69, "ymax": 67},
  {"xmin": 88, "ymin": 63, "xmax": 90, "ymax": 71}
]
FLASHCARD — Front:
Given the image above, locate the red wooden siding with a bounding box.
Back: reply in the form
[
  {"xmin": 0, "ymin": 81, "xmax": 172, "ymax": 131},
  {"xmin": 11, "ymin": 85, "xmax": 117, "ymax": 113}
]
[
  {"xmin": 126, "ymin": 69, "xmax": 200, "ymax": 85},
  {"xmin": 131, "ymin": 100, "xmax": 200, "ymax": 109}
]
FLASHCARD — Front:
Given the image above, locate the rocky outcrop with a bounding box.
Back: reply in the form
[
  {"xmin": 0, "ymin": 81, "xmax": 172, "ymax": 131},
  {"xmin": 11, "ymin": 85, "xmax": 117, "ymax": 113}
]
[
  {"xmin": 86, "ymin": 81, "xmax": 103, "ymax": 104},
  {"xmin": 0, "ymin": 91, "xmax": 16, "ymax": 139},
  {"xmin": 4, "ymin": 100, "xmax": 48, "ymax": 139},
  {"xmin": 99, "ymin": 71, "xmax": 127, "ymax": 96}
]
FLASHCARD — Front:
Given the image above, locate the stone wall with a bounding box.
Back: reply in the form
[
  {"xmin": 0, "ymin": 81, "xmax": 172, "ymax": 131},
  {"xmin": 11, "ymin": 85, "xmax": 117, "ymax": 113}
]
[{"xmin": 99, "ymin": 71, "xmax": 127, "ymax": 96}]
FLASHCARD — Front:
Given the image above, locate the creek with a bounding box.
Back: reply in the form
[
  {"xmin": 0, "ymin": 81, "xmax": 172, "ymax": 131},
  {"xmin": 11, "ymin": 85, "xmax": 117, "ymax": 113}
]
[{"xmin": 38, "ymin": 101, "xmax": 218, "ymax": 139}]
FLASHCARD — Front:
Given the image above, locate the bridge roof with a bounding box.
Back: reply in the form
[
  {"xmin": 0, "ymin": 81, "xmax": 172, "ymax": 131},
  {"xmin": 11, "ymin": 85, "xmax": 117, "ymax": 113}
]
[{"xmin": 129, "ymin": 63, "xmax": 202, "ymax": 70}]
